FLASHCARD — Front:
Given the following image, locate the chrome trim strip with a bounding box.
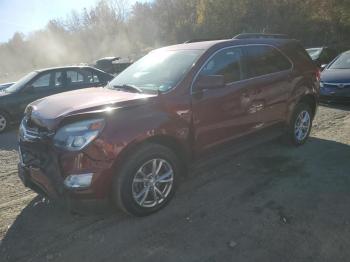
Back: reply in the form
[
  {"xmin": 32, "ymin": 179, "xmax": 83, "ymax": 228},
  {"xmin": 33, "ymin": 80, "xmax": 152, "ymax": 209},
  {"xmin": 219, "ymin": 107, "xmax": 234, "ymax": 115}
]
[{"xmin": 323, "ymin": 82, "xmax": 350, "ymax": 86}]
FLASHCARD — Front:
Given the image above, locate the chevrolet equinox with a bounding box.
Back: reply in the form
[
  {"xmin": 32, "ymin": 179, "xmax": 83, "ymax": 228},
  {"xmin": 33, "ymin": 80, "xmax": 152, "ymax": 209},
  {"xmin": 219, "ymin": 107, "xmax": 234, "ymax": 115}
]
[{"xmin": 18, "ymin": 38, "xmax": 319, "ymax": 216}]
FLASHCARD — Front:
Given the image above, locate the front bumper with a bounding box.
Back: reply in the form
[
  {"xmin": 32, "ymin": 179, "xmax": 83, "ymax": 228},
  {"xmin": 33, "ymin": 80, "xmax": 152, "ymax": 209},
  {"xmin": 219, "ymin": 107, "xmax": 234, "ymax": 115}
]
[
  {"xmin": 18, "ymin": 164, "xmax": 110, "ymax": 212},
  {"xmin": 320, "ymin": 86, "xmax": 350, "ymax": 103},
  {"xmin": 18, "ymin": 139, "xmax": 114, "ymax": 212}
]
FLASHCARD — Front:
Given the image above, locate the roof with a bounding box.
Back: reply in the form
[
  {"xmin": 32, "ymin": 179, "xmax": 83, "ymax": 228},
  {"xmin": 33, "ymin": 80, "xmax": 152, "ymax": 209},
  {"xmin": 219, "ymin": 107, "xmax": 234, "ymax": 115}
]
[
  {"xmin": 34, "ymin": 65, "xmax": 97, "ymax": 73},
  {"xmin": 158, "ymin": 38, "xmax": 295, "ymax": 52},
  {"xmin": 233, "ymin": 33, "xmax": 289, "ymax": 39}
]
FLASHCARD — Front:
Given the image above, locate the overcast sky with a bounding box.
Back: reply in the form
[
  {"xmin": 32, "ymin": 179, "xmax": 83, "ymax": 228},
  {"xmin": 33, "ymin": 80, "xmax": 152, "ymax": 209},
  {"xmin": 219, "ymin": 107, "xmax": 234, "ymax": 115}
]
[{"xmin": 0, "ymin": 0, "xmax": 146, "ymax": 43}]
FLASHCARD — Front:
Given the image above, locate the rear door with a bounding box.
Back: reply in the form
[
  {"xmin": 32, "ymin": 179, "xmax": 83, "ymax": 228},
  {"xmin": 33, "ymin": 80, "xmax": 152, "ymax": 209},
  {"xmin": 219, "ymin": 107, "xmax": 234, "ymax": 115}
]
[{"xmin": 242, "ymin": 45, "xmax": 293, "ymax": 127}]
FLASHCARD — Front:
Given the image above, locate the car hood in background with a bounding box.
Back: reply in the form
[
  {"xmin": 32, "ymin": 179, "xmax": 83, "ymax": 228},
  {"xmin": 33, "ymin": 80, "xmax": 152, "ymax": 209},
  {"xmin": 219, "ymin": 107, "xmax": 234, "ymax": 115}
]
[
  {"xmin": 321, "ymin": 69, "xmax": 350, "ymax": 83},
  {"xmin": 0, "ymin": 82, "xmax": 15, "ymax": 90},
  {"xmin": 28, "ymin": 87, "xmax": 156, "ymax": 130}
]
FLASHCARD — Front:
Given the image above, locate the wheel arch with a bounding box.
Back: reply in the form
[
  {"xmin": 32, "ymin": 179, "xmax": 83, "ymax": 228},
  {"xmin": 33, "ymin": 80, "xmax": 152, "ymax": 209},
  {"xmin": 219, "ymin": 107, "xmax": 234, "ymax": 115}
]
[
  {"xmin": 0, "ymin": 108, "xmax": 13, "ymax": 121},
  {"xmin": 287, "ymin": 91, "xmax": 318, "ymax": 126},
  {"xmin": 298, "ymin": 94, "xmax": 317, "ymax": 118},
  {"xmin": 111, "ymin": 134, "xmax": 192, "ymax": 176}
]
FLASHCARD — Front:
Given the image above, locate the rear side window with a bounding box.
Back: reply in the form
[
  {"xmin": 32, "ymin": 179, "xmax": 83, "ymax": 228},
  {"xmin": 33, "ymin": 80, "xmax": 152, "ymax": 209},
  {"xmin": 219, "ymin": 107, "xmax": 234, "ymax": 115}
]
[
  {"xmin": 200, "ymin": 47, "xmax": 243, "ymax": 83},
  {"xmin": 66, "ymin": 69, "xmax": 101, "ymax": 88},
  {"xmin": 67, "ymin": 70, "xmax": 84, "ymax": 85},
  {"xmin": 244, "ymin": 46, "xmax": 292, "ymax": 78},
  {"xmin": 54, "ymin": 71, "xmax": 64, "ymax": 87},
  {"xmin": 89, "ymin": 71, "xmax": 101, "ymax": 83}
]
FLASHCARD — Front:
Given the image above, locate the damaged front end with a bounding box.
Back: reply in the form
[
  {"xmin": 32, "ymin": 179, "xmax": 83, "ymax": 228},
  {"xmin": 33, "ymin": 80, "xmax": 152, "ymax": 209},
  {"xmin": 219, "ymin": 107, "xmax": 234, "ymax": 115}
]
[{"xmin": 18, "ymin": 114, "xmax": 114, "ymax": 212}]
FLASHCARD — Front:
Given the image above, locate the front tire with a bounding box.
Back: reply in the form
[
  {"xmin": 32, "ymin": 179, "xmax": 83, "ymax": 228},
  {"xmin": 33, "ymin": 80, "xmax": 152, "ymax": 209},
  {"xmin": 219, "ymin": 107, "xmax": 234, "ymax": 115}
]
[
  {"xmin": 112, "ymin": 143, "xmax": 180, "ymax": 216},
  {"xmin": 288, "ymin": 103, "xmax": 313, "ymax": 146}
]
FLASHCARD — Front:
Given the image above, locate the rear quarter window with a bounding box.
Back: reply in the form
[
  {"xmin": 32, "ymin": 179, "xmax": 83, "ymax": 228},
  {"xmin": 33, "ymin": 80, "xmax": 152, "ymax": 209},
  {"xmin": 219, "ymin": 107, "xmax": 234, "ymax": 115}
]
[
  {"xmin": 281, "ymin": 42, "xmax": 315, "ymax": 71},
  {"xmin": 244, "ymin": 45, "xmax": 292, "ymax": 78}
]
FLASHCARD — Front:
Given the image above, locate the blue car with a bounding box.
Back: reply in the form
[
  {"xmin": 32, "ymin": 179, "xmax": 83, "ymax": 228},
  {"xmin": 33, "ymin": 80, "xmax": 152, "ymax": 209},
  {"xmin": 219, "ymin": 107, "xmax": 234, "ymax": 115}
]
[{"xmin": 320, "ymin": 50, "xmax": 350, "ymax": 103}]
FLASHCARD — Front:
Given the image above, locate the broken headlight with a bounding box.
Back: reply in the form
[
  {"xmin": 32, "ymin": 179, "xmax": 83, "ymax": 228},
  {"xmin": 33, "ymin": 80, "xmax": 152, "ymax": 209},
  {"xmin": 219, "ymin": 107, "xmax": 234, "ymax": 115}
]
[{"xmin": 53, "ymin": 119, "xmax": 105, "ymax": 151}]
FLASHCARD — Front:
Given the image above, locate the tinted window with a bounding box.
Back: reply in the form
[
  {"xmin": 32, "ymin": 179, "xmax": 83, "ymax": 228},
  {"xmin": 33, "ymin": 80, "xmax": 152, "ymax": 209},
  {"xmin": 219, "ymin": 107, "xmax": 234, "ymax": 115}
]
[
  {"xmin": 67, "ymin": 70, "xmax": 84, "ymax": 86},
  {"xmin": 245, "ymin": 46, "xmax": 292, "ymax": 78},
  {"xmin": 66, "ymin": 69, "xmax": 101, "ymax": 88},
  {"xmin": 54, "ymin": 71, "xmax": 64, "ymax": 87},
  {"xmin": 89, "ymin": 71, "xmax": 101, "ymax": 83},
  {"xmin": 200, "ymin": 47, "xmax": 243, "ymax": 83},
  {"xmin": 31, "ymin": 73, "xmax": 51, "ymax": 91}
]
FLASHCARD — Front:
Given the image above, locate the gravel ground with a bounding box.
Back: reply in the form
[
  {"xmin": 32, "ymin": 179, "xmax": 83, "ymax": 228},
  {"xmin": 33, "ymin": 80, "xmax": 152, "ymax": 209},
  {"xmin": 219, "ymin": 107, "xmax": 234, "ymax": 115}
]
[{"xmin": 0, "ymin": 105, "xmax": 349, "ymax": 262}]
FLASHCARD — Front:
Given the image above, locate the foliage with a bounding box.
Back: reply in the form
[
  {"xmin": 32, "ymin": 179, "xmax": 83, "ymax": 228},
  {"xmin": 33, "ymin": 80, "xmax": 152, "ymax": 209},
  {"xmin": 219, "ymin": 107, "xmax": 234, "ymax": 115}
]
[{"xmin": 1, "ymin": 0, "xmax": 350, "ymax": 81}]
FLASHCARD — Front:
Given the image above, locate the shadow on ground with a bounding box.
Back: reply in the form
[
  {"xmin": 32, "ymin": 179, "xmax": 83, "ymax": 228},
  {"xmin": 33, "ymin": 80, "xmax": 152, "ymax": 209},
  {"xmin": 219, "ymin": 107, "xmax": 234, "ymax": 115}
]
[
  {"xmin": 320, "ymin": 102, "xmax": 350, "ymax": 111},
  {"xmin": 1, "ymin": 137, "xmax": 350, "ymax": 262},
  {"xmin": 0, "ymin": 128, "xmax": 18, "ymax": 151}
]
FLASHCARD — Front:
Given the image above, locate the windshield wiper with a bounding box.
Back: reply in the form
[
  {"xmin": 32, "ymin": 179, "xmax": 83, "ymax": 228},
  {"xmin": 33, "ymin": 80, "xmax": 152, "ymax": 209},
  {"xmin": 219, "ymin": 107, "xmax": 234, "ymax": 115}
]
[{"xmin": 112, "ymin": 84, "xmax": 142, "ymax": 93}]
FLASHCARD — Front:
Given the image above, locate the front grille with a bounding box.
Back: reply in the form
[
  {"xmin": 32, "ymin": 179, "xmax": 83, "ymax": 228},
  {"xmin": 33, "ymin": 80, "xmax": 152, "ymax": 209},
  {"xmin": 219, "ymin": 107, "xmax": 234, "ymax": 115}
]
[
  {"xmin": 19, "ymin": 139, "xmax": 65, "ymax": 196},
  {"xmin": 324, "ymin": 83, "xmax": 350, "ymax": 89},
  {"xmin": 19, "ymin": 118, "xmax": 53, "ymax": 142},
  {"xmin": 19, "ymin": 143, "xmax": 49, "ymax": 168}
]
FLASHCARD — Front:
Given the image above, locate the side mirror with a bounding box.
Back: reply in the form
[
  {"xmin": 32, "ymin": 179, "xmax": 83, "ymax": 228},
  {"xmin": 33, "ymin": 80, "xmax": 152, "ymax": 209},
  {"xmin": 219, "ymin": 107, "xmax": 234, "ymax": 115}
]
[
  {"xmin": 320, "ymin": 64, "xmax": 327, "ymax": 71},
  {"xmin": 195, "ymin": 75, "xmax": 225, "ymax": 91}
]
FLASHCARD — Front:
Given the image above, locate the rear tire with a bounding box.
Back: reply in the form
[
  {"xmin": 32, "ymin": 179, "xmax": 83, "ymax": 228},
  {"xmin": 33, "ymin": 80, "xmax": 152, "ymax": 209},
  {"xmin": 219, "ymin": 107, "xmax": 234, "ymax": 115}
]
[
  {"xmin": 112, "ymin": 143, "xmax": 180, "ymax": 216},
  {"xmin": 0, "ymin": 111, "xmax": 9, "ymax": 134},
  {"xmin": 288, "ymin": 103, "xmax": 313, "ymax": 146}
]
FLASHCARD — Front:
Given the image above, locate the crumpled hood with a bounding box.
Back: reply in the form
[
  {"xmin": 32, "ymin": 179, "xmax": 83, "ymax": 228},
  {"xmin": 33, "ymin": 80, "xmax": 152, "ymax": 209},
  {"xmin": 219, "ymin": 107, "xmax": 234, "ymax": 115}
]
[
  {"xmin": 28, "ymin": 87, "xmax": 156, "ymax": 130},
  {"xmin": 321, "ymin": 69, "xmax": 350, "ymax": 83}
]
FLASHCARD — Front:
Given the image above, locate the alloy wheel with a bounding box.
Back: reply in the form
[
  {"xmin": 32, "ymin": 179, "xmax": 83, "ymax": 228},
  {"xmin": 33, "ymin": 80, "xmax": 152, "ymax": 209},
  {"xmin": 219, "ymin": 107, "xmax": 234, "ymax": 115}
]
[
  {"xmin": 132, "ymin": 158, "xmax": 174, "ymax": 208},
  {"xmin": 294, "ymin": 110, "xmax": 311, "ymax": 142}
]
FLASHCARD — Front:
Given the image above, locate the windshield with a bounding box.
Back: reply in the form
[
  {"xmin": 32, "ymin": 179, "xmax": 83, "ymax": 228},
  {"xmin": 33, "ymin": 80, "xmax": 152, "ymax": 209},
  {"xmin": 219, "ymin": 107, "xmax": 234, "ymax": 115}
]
[
  {"xmin": 306, "ymin": 48, "xmax": 322, "ymax": 60},
  {"xmin": 328, "ymin": 52, "xmax": 350, "ymax": 69},
  {"xmin": 5, "ymin": 72, "xmax": 38, "ymax": 93},
  {"xmin": 108, "ymin": 49, "xmax": 204, "ymax": 93}
]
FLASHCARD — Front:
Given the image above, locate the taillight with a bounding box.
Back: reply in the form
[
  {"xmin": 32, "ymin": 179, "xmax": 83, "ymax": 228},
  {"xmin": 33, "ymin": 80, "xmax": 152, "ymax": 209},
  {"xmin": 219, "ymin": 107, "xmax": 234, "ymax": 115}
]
[{"xmin": 315, "ymin": 69, "xmax": 321, "ymax": 82}]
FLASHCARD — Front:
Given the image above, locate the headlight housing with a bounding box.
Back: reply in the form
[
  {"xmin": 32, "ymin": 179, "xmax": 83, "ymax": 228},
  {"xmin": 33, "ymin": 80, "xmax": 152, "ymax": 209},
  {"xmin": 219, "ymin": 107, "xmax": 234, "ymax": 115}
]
[
  {"xmin": 320, "ymin": 82, "xmax": 324, "ymax": 88},
  {"xmin": 53, "ymin": 119, "xmax": 105, "ymax": 151}
]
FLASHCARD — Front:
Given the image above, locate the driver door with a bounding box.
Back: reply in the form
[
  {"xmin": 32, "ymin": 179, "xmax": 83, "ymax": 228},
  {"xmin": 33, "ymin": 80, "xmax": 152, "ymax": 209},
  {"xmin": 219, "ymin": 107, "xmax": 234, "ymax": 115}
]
[
  {"xmin": 16, "ymin": 71, "xmax": 61, "ymax": 118},
  {"xmin": 192, "ymin": 46, "xmax": 256, "ymax": 153}
]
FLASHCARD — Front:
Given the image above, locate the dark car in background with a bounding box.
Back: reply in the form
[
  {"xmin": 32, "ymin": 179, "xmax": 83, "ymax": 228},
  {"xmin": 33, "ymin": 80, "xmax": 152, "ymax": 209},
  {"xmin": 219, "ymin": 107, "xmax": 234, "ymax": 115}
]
[
  {"xmin": 94, "ymin": 57, "xmax": 132, "ymax": 75},
  {"xmin": 306, "ymin": 47, "xmax": 338, "ymax": 68},
  {"xmin": 18, "ymin": 37, "xmax": 319, "ymax": 216},
  {"xmin": 0, "ymin": 66, "xmax": 113, "ymax": 133},
  {"xmin": 320, "ymin": 50, "xmax": 350, "ymax": 103}
]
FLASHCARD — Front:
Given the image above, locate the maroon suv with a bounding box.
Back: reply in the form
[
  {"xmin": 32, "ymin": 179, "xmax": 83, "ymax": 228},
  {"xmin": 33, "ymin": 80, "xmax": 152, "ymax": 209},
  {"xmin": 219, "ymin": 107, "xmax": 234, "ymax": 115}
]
[{"xmin": 18, "ymin": 38, "xmax": 319, "ymax": 216}]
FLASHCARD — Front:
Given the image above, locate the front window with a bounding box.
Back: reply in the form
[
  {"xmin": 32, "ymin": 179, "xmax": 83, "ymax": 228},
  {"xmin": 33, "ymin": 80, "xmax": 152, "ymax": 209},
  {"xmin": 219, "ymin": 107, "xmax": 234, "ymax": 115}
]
[
  {"xmin": 108, "ymin": 49, "xmax": 204, "ymax": 93},
  {"xmin": 328, "ymin": 52, "xmax": 350, "ymax": 69},
  {"xmin": 4, "ymin": 72, "xmax": 37, "ymax": 93},
  {"xmin": 32, "ymin": 73, "xmax": 51, "ymax": 91},
  {"xmin": 200, "ymin": 47, "xmax": 243, "ymax": 83}
]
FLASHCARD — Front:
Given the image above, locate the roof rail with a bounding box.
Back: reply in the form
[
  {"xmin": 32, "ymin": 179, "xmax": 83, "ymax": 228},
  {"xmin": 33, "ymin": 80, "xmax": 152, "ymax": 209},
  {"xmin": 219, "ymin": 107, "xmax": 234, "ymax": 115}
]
[
  {"xmin": 184, "ymin": 38, "xmax": 222, "ymax": 43},
  {"xmin": 233, "ymin": 33, "xmax": 289, "ymax": 40}
]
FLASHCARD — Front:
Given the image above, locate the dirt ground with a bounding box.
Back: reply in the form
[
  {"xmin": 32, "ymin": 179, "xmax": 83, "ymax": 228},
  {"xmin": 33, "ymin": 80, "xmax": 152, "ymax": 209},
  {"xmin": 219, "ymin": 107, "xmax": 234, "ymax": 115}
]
[{"xmin": 0, "ymin": 105, "xmax": 350, "ymax": 262}]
